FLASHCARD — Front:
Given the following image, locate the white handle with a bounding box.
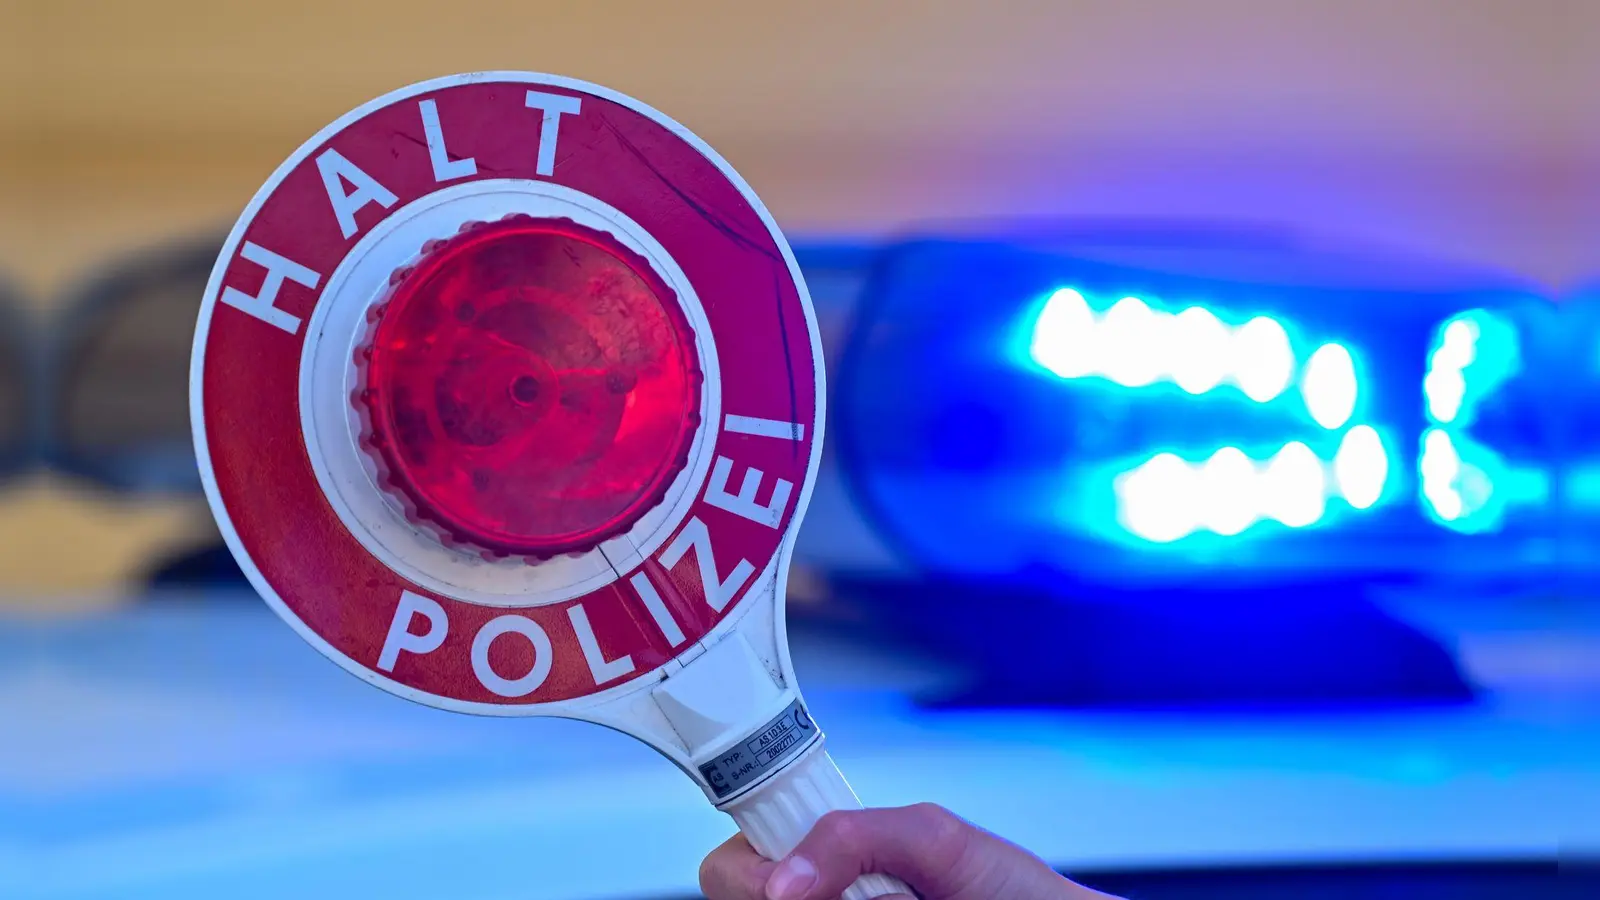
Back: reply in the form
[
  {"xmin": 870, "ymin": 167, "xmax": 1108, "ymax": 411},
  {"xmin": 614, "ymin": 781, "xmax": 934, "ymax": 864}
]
[{"xmin": 723, "ymin": 747, "xmax": 914, "ymax": 900}]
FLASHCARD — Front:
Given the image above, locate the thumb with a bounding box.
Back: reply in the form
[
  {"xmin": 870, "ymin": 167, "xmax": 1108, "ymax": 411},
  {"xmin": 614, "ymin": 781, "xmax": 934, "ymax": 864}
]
[{"xmin": 761, "ymin": 804, "xmax": 1111, "ymax": 900}]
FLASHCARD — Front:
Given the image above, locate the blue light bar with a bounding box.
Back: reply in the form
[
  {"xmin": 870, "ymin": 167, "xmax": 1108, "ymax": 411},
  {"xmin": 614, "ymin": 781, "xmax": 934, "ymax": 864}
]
[
  {"xmin": 835, "ymin": 227, "xmax": 1554, "ymax": 589},
  {"xmin": 1029, "ymin": 288, "xmax": 1297, "ymax": 403},
  {"xmin": 1023, "ymin": 285, "xmax": 1390, "ymax": 544}
]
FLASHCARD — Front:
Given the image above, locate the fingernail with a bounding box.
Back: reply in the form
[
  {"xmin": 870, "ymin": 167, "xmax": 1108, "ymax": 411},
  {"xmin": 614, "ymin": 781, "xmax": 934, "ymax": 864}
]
[{"xmin": 764, "ymin": 854, "xmax": 818, "ymax": 900}]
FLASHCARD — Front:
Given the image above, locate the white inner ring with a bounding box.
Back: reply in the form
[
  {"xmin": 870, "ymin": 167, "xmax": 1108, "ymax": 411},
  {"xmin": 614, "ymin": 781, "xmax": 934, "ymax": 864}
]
[{"xmin": 299, "ymin": 179, "xmax": 720, "ymax": 607}]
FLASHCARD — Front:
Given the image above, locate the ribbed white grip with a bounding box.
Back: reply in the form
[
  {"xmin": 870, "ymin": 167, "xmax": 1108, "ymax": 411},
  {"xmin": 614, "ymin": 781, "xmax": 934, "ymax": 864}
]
[{"xmin": 724, "ymin": 747, "xmax": 914, "ymax": 899}]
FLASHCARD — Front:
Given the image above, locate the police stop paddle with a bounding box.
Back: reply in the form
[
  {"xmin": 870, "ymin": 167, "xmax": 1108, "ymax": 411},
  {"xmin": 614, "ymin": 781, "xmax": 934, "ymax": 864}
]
[{"xmin": 191, "ymin": 72, "xmax": 910, "ymax": 900}]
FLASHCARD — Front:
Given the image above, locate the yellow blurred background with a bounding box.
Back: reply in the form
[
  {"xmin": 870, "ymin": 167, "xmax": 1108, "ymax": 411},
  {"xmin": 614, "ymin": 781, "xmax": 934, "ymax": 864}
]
[{"xmin": 0, "ymin": 0, "xmax": 1594, "ymax": 600}]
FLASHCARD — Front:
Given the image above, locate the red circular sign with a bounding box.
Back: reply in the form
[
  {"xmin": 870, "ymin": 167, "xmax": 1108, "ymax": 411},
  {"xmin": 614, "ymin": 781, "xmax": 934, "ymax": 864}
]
[
  {"xmin": 193, "ymin": 74, "xmax": 820, "ymax": 710},
  {"xmin": 356, "ymin": 215, "xmax": 703, "ymax": 560}
]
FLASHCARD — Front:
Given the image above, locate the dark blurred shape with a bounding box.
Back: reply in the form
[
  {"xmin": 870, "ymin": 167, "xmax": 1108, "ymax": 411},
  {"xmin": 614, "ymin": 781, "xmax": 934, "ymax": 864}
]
[
  {"xmin": 0, "ymin": 275, "xmax": 40, "ymax": 479},
  {"xmin": 44, "ymin": 236, "xmax": 243, "ymax": 591},
  {"xmin": 49, "ymin": 236, "xmax": 222, "ymax": 493},
  {"xmin": 142, "ymin": 542, "xmax": 245, "ymax": 589},
  {"xmin": 1069, "ymin": 860, "xmax": 1590, "ymax": 900},
  {"xmin": 832, "ymin": 574, "xmax": 1473, "ymax": 710}
]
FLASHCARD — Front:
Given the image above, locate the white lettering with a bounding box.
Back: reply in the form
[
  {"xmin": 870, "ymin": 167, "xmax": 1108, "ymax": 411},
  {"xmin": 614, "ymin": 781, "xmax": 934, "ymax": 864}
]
[
  {"xmin": 524, "ymin": 90, "xmax": 582, "ymax": 177},
  {"xmin": 218, "ymin": 242, "xmax": 320, "ymax": 334},
  {"xmin": 419, "ymin": 99, "xmax": 477, "ymax": 183},
  {"xmin": 704, "ymin": 456, "xmax": 793, "ymax": 529},
  {"xmin": 377, "ymin": 590, "xmax": 448, "ymax": 672},
  {"xmin": 567, "ymin": 603, "xmax": 635, "ymax": 684},
  {"xmin": 630, "ymin": 571, "xmax": 686, "ymax": 647},
  {"xmin": 659, "ymin": 516, "xmax": 755, "ymax": 612},
  {"xmin": 316, "ymin": 148, "xmax": 398, "ymax": 239},
  {"xmin": 470, "ymin": 615, "xmax": 554, "ymax": 698},
  {"xmin": 724, "ymin": 415, "xmax": 805, "ymax": 441}
]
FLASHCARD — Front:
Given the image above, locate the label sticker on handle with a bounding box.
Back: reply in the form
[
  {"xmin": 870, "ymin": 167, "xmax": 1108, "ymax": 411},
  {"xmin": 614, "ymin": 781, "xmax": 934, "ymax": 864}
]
[{"xmin": 699, "ymin": 700, "xmax": 819, "ymax": 799}]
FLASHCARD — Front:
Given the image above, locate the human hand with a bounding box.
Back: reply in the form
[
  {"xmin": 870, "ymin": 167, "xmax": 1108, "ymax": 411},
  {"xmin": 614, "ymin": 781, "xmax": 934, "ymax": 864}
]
[{"xmin": 698, "ymin": 803, "xmax": 1119, "ymax": 900}]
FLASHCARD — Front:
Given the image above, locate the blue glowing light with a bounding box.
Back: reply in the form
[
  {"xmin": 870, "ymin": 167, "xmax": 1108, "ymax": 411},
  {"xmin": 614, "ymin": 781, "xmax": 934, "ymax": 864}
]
[
  {"xmin": 1171, "ymin": 306, "xmax": 1232, "ymax": 394},
  {"xmin": 1029, "ymin": 288, "xmax": 1294, "ymax": 402},
  {"xmin": 1333, "ymin": 425, "xmax": 1388, "ymax": 511},
  {"xmin": 1420, "ymin": 310, "xmax": 1531, "ymax": 531},
  {"xmin": 1261, "ymin": 441, "xmax": 1330, "ymax": 528},
  {"xmin": 1420, "ymin": 428, "xmax": 1469, "ymax": 523},
  {"xmin": 1029, "ymin": 288, "xmax": 1097, "ymax": 379},
  {"xmin": 1418, "ymin": 427, "xmax": 1548, "ymax": 532},
  {"xmin": 1233, "ymin": 317, "xmax": 1295, "ymax": 402},
  {"xmin": 1116, "ymin": 451, "xmax": 1198, "ymax": 543},
  {"xmin": 1031, "ymin": 286, "xmax": 1389, "ymax": 544},
  {"xmin": 837, "ymin": 235, "xmax": 1564, "ymax": 588},
  {"xmin": 1114, "ymin": 437, "xmax": 1387, "ymax": 543},
  {"xmin": 1423, "ymin": 311, "xmax": 1519, "ymax": 426},
  {"xmin": 1424, "ymin": 320, "xmax": 1474, "ymax": 424},
  {"xmin": 1301, "ymin": 343, "xmax": 1358, "ymax": 430}
]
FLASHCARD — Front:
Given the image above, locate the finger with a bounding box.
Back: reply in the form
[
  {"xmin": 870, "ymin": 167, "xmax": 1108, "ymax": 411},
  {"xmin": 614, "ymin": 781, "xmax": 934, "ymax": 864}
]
[
  {"xmin": 763, "ymin": 804, "xmax": 974, "ymax": 899},
  {"xmin": 699, "ymin": 834, "xmax": 778, "ymax": 900},
  {"xmin": 763, "ymin": 804, "xmax": 1102, "ymax": 900}
]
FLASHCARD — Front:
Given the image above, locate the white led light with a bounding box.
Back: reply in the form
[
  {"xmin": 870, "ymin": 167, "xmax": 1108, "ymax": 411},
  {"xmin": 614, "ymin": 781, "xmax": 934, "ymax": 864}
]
[
  {"xmin": 1197, "ymin": 446, "xmax": 1260, "ymax": 536},
  {"xmin": 1116, "ymin": 436, "xmax": 1362, "ymax": 542},
  {"xmin": 1424, "ymin": 368, "xmax": 1467, "ymax": 424},
  {"xmin": 1421, "ymin": 428, "xmax": 1464, "ymax": 520},
  {"xmin": 1302, "ymin": 343, "xmax": 1358, "ymax": 430},
  {"xmin": 1118, "ymin": 452, "xmax": 1198, "ymax": 543},
  {"xmin": 1424, "ymin": 317, "xmax": 1480, "ymax": 424},
  {"xmin": 1171, "ymin": 306, "xmax": 1230, "ymax": 394},
  {"xmin": 1262, "ymin": 441, "xmax": 1326, "ymax": 528},
  {"xmin": 1101, "ymin": 296, "xmax": 1163, "ymax": 387},
  {"xmin": 1333, "ymin": 425, "xmax": 1387, "ymax": 510},
  {"xmin": 1233, "ymin": 316, "xmax": 1294, "ymax": 402},
  {"xmin": 1030, "ymin": 288, "xmax": 1095, "ymax": 378},
  {"xmin": 1030, "ymin": 292, "xmax": 1317, "ymax": 407},
  {"xmin": 1439, "ymin": 319, "xmax": 1478, "ymax": 368}
]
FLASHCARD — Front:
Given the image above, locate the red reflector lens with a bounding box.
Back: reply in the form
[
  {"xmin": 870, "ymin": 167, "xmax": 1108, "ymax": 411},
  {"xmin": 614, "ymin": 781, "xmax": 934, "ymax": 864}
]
[{"xmin": 358, "ymin": 216, "xmax": 701, "ymax": 558}]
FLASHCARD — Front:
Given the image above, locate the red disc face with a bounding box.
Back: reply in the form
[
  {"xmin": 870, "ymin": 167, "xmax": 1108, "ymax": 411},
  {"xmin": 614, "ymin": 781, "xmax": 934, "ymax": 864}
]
[
  {"xmin": 193, "ymin": 74, "xmax": 820, "ymax": 711},
  {"xmin": 359, "ymin": 216, "xmax": 701, "ymax": 558}
]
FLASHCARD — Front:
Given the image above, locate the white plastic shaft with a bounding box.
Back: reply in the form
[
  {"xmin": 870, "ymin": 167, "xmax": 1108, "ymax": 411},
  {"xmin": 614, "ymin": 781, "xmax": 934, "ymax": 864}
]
[{"xmin": 723, "ymin": 746, "xmax": 914, "ymax": 900}]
